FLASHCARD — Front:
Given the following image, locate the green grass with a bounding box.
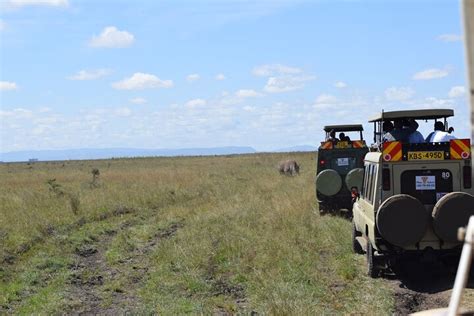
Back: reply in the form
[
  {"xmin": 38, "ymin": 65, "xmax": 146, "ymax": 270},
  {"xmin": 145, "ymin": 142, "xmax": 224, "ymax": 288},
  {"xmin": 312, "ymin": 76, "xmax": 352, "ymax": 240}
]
[{"xmin": 0, "ymin": 153, "xmax": 393, "ymax": 314}]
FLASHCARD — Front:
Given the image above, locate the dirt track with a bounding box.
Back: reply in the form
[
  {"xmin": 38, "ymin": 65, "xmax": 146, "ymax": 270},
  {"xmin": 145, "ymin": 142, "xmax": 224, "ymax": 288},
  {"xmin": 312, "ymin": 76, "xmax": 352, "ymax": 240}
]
[{"xmin": 385, "ymin": 258, "xmax": 474, "ymax": 314}]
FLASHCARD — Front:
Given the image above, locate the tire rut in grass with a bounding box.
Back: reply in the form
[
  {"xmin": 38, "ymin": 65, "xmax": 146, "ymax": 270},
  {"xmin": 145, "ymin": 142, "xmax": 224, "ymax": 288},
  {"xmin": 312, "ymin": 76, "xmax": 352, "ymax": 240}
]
[
  {"xmin": 388, "ymin": 261, "xmax": 457, "ymax": 315},
  {"xmin": 65, "ymin": 218, "xmax": 185, "ymax": 314}
]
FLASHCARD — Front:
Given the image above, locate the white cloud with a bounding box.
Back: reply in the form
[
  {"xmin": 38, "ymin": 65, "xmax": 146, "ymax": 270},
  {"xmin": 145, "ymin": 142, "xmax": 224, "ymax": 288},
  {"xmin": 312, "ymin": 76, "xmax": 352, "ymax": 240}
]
[
  {"xmin": 115, "ymin": 107, "xmax": 132, "ymax": 117},
  {"xmin": 0, "ymin": 81, "xmax": 18, "ymax": 91},
  {"xmin": 243, "ymin": 105, "xmax": 256, "ymax": 112},
  {"xmin": 89, "ymin": 26, "xmax": 134, "ymax": 48},
  {"xmin": 413, "ymin": 68, "xmax": 449, "ymax": 80},
  {"xmin": 186, "ymin": 73, "xmax": 200, "ymax": 82},
  {"xmin": 5, "ymin": 0, "xmax": 68, "ymax": 7},
  {"xmin": 263, "ymin": 75, "xmax": 315, "ymax": 93},
  {"xmin": 112, "ymin": 73, "xmax": 173, "ymax": 90},
  {"xmin": 384, "ymin": 87, "xmax": 415, "ymax": 101},
  {"xmin": 448, "ymin": 86, "xmax": 466, "ymax": 98},
  {"xmin": 67, "ymin": 69, "xmax": 111, "ymax": 80},
  {"xmin": 185, "ymin": 98, "xmax": 207, "ymax": 108},
  {"xmin": 0, "ymin": 108, "xmax": 33, "ymax": 119},
  {"xmin": 215, "ymin": 73, "xmax": 226, "ymax": 81},
  {"xmin": 316, "ymin": 94, "xmax": 337, "ymax": 104},
  {"xmin": 437, "ymin": 34, "xmax": 462, "ymax": 42},
  {"xmin": 334, "ymin": 81, "xmax": 347, "ymax": 88},
  {"xmin": 253, "ymin": 64, "xmax": 302, "ymax": 77},
  {"xmin": 130, "ymin": 97, "xmax": 147, "ymax": 104},
  {"xmin": 235, "ymin": 89, "xmax": 263, "ymax": 98}
]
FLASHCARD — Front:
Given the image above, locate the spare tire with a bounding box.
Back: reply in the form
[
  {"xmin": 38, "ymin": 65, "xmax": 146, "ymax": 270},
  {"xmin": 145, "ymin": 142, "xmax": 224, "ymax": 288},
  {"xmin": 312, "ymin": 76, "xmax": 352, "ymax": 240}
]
[
  {"xmin": 432, "ymin": 192, "xmax": 474, "ymax": 242},
  {"xmin": 345, "ymin": 168, "xmax": 364, "ymax": 192},
  {"xmin": 376, "ymin": 194, "xmax": 429, "ymax": 247},
  {"xmin": 316, "ymin": 169, "xmax": 342, "ymax": 196}
]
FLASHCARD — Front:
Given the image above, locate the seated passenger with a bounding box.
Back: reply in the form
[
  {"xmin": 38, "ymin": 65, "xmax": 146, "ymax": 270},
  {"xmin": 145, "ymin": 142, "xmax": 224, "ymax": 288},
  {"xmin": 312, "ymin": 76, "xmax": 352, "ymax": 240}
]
[
  {"xmin": 426, "ymin": 121, "xmax": 456, "ymax": 142},
  {"xmin": 405, "ymin": 119, "xmax": 425, "ymax": 143},
  {"xmin": 382, "ymin": 121, "xmax": 394, "ymax": 142},
  {"xmin": 338, "ymin": 132, "xmax": 351, "ymax": 142},
  {"xmin": 384, "ymin": 119, "xmax": 410, "ymax": 142},
  {"xmin": 327, "ymin": 129, "xmax": 338, "ymax": 142}
]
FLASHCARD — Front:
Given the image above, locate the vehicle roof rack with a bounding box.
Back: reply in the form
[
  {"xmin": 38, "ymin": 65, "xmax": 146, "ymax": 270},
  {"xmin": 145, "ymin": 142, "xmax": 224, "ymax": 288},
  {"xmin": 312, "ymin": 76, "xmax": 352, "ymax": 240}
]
[
  {"xmin": 368, "ymin": 109, "xmax": 454, "ymax": 122},
  {"xmin": 323, "ymin": 124, "xmax": 364, "ymax": 132}
]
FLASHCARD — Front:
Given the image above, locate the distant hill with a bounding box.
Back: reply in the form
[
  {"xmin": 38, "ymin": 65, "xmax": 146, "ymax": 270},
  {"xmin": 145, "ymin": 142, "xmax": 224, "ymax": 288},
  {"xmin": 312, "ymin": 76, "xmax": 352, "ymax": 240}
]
[{"xmin": 0, "ymin": 146, "xmax": 257, "ymax": 162}]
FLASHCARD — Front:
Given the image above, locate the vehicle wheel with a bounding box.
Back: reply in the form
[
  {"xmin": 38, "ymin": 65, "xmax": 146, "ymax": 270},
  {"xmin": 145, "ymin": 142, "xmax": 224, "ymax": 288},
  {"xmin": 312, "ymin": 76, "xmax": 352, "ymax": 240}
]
[
  {"xmin": 366, "ymin": 242, "xmax": 379, "ymax": 278},
  {"xmin": 352, "ymin": 222, "xmax": 364, "ymax": 254},
  {"xmin": 318, "ymin": 203, "xmax": 327, "ymax": 215}
]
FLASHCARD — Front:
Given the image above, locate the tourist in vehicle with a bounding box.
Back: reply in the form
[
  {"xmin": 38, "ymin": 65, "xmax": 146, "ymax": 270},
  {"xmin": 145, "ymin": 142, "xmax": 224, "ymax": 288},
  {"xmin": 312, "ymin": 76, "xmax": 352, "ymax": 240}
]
[
  {"xmin": 382, "ymin": 121, "xmax": 394, "ymax": 142},
  {"xmin": 338, "ymin": 132, "xmax": 351, "ymax": 142},
  {"xmin": 426, "ymin": 121, "xmax": 456, "ymax": 142},
  {"xmin": 327, "ymin": 129, "xmax": 338, "ymax": 142},
  {"xmin": 405, "ymin": 119, "xmax": 425, "ymax": 143},
  {"xmin": 383, "ymin": 119, "xmax": 407, "ymax": 142}
]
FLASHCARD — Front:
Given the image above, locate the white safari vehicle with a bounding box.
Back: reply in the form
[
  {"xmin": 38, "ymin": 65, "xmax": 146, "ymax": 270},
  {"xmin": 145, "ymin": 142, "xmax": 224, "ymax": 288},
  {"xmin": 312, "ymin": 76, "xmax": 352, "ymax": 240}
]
[{"xmin": 351, "ymin": 109, "xmax": 474, "ymax": 278}]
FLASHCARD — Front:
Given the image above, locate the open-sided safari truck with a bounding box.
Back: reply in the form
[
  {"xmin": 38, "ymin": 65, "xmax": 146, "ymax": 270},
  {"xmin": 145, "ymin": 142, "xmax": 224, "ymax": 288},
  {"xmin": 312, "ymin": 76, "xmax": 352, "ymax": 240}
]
[
  {"xmin": 351, "ymin": 109, "xmax": 474, "ymax": 278},
  {"xmin": 316, "ymin": 124, "xmax": 368, "ymax": 214}
]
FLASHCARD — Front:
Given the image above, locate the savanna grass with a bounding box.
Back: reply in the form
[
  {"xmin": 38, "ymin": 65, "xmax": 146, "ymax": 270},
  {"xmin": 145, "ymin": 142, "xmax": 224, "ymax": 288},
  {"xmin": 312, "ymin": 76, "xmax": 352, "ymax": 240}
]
[{"xmin": 0, "ymin": 153, "xmax": 393, "ymax": 314}]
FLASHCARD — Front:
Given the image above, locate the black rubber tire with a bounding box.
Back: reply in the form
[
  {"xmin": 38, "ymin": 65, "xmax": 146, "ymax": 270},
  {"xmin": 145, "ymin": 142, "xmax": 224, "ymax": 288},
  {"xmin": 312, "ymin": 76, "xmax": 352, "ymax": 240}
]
[
  {"xmin": 376, "ymin": 194, "xmax": 429, "ymax": 247},
  {"xmin": 366, "ymin": 242, "xmax": 379, "ymax": 278},
  {"xmin": 352, "ymin": 222, "xmax": 364, "ymax": 254},
  {"xmin": 432, "ymin": 192, "xmax": 474, "ymax": 242}
]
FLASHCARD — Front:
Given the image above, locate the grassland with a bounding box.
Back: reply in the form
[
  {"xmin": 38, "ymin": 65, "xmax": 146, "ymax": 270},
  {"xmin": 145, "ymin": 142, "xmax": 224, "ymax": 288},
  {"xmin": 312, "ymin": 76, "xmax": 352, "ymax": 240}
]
[{"xmin": 0, "ymin": 151, "xmax": 439, "ymax": 314}]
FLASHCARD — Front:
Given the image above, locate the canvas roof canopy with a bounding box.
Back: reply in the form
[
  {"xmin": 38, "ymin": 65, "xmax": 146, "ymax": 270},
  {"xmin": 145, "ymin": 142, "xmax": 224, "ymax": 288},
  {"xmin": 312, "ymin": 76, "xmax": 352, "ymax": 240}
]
[
  {"xmin": 323, "ymin": 124, "xmax": 364, "ymax": 132},
  {"xmin": 369, "ymin": 109, "xmax": 454, "ymax": 122}
]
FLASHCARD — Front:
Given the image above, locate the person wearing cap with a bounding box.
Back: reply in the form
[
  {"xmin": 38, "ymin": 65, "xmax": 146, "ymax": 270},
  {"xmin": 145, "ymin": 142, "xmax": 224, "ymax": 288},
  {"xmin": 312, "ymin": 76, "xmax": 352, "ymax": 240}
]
[{"xmin": 406, "ymin": 119, "xmax": 425, "ymax": 143}]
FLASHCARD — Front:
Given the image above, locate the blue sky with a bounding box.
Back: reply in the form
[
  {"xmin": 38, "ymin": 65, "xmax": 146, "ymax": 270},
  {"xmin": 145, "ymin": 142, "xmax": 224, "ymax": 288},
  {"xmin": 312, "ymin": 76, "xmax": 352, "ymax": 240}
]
[{"xmin": 0, "ymin": 0, "xmax": 471, "ymax": 152}]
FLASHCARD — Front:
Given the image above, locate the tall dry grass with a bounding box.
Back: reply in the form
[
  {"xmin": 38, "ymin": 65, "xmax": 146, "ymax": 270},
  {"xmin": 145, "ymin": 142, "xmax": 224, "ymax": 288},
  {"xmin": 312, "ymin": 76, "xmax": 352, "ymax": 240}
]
[{"xmin": 0, "ymin": 153, "xmax": 393, "ymax": 314}]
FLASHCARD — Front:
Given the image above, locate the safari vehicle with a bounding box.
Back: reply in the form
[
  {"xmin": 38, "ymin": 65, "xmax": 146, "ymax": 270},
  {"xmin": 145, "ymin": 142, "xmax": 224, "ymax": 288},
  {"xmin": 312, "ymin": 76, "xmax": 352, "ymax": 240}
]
[
  {"xmin": 351, "ymin": 109, "xmax": 474, "ymax": 278},
  {"xmin": 316, "ymin": 124, "xmax": 368, "ymax": 213}
]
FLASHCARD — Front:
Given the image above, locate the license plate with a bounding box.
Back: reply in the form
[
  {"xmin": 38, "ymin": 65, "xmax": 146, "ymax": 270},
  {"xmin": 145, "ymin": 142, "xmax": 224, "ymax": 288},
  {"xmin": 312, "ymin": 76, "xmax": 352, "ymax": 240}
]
[{"xmin": 407, "ymin": 151, "xmax": 444, "ymax": 160}]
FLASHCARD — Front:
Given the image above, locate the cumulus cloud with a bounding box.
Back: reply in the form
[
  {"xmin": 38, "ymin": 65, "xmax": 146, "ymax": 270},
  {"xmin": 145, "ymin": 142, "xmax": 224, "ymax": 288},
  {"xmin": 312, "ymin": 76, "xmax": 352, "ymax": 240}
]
[
  {"xmin": 384, "ymin": 87, "xmax": 415, "ymax": 101},
  {"xmin": 253, "ymin": 64, "xmax": 302, "ymax": 77},
  {"xmin": 215, "ymin": 73, "xmax": 226, "ymax": 81},
  {"xmin": 89, "ymin": 26, "xmax": 134, "ymax": 48},
  {"xmin": 235, "ymin": 89, "xmax": 263, "ymax": 98},
  {"xmin": 185, "ymin": 98, "xmax": 207, "ymax": 108},
  {"xmin": 0, "ymin": 108, "xmax": 33, "ymax": 118},
  {"xmin": 448, "ymin": 86, "xmax": 466, "ymax": 98},
  {"xmin": 334, "ymin": 81, "xmax": 347, "ymax": 88},
  {"xmin": 115, "ymin": 107, "xmax": 132, "ymax": 117},
  {"xmin": 130, "ymin": 97, "xmax": 147, "ymax": 104},
  {"xmin": 413, "ymin": 68, "xmax": 449, "ymax": 80},
  {"xmin": 112, "ymin": 73, "xmax": 173, "ymax": 90},
  {"xmin": 437, "ymin": 34, "xmax": 462, "ymax": 42},
  {"xmin": 67, "ymin": 69, "xmax": 111, "ymax": 80},
  {"xmin": 186, "ymin": 74, "xmax": 200, "ymax": 82},
  {"xmin": 0, "ymin": 81, "xmax": 18, "ymax": 91},
  {"xmin": 264, "ymin": 75, "xmax": 314, "ymax": 93},
  {"xmin": 315, "ymin": 93, "xmax": 337, "ymax": 105},
  {"xmin": 5, "ymin": 0, "xmax": 68, "ymax": 7}
]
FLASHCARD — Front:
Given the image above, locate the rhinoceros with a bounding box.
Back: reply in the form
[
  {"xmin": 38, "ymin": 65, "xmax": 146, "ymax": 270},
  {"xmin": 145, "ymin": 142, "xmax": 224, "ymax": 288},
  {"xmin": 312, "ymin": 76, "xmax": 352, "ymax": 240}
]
[{"xmin": 279, "ymin": 160, "xmax": 299, "ymax": 176}]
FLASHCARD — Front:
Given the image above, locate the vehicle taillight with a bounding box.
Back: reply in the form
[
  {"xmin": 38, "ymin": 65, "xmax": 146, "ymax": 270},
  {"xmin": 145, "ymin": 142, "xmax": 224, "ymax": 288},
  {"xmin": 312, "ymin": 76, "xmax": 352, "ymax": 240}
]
[
  {"xmin": 382, "ymin": 168, "xmax": 391, "ymax": 191},
  {"xmin": 319, "ymin": 159, "xmax": 325, "ymax": 166},
  {"xmin": 463, "ymin": 165, "xmax": 472, "ymax": 189}
]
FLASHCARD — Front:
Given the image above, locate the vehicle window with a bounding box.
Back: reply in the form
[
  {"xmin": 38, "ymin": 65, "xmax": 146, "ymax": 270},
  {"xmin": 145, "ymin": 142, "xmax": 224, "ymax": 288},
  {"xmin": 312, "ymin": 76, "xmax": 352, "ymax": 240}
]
[
  {"xmin": 400, "ymin": 169, "xmax": 453, "ymax": 205},
  {"xmin": 367, "ymin": 164, "xmax": 374, "ymax": 203},
  {"xmin": 362, "ymin": 163, "xmax": 369, "ymax": 199}
]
